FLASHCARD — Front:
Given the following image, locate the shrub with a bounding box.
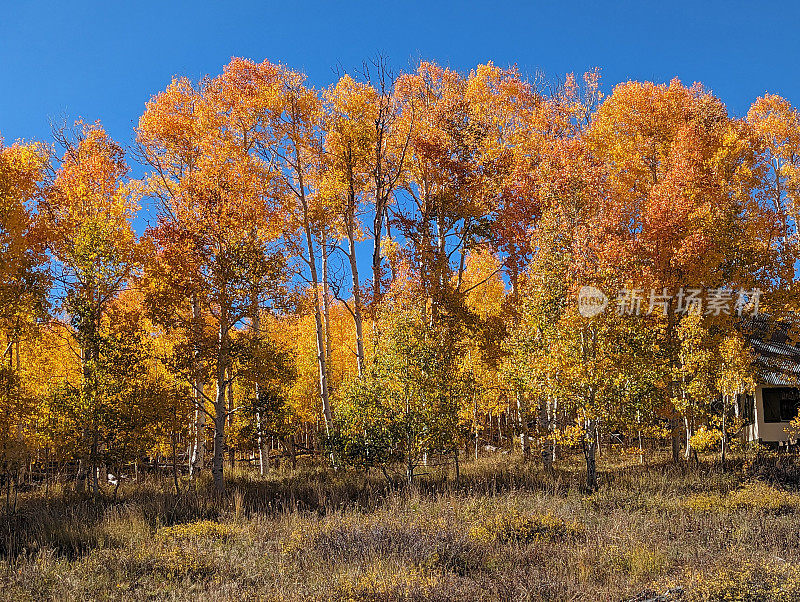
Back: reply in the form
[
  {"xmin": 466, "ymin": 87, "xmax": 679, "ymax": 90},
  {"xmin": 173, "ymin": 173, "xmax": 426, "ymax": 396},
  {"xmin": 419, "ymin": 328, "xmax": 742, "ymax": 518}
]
[
  {"xmin": 468, "ymin": 510, "xmax": 584, "ymax": 545},
  {"xmin": 609, "ymin": 544, "xmax": 670, "ymax": 580},
  {"xmin": 727, "ymin": 482, "xmax": 800, "ymax": 513},
  {"xmin": 690, "ymin": 427, "xmax": 722, "ymax": 452},
  {"xmin": 682, "ymin": 482, "xmax": 800, "ymax": 514},
  {"xmin": 691, "ymin": 557, "xmax": 800, "ymax": 601},
  {"xmin": 156, "ymin": 520, "xmax": 236, "ymax": 542}
]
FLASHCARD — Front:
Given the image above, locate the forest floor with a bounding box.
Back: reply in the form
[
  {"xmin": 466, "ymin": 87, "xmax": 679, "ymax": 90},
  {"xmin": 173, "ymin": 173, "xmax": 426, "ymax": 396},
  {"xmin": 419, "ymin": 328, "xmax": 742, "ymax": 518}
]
[{"xmin": 3, "ymin": 449, "xmax": 800, "ymax": 601}]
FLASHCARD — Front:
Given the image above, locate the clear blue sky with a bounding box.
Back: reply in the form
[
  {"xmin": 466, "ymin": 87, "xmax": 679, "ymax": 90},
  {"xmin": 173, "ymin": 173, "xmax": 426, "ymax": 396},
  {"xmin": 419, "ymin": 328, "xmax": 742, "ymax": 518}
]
[{"xmin": 2, "ymin": 0, "xmax": 799, "ymax": 226}]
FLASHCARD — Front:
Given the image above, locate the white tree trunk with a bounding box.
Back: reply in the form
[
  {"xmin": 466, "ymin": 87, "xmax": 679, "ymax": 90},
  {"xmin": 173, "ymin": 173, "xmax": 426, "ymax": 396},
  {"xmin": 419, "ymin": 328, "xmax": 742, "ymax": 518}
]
[
  {"xmin": 345, "ymin": 225, "xmax": 366, "ymax": 376},
  {"xmin": 211, "ymin": 320, "xmax": 228, "ymax": 492},
  {"xmin": 189, "ymin": 293, "xmax": 206, "ymax": 477}
]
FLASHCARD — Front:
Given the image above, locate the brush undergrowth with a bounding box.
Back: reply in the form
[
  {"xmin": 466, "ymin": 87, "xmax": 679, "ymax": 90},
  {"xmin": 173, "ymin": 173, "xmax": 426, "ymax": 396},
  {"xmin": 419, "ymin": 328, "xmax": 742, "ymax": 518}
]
[{"xmin": 2, "ymin": 451, "xmax": 800, "ymax": 601}]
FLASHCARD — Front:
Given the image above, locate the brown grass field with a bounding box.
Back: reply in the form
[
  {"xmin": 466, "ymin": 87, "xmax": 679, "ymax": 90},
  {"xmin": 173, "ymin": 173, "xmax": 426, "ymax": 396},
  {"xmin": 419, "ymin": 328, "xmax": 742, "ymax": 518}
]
[{"xmin": 3, "ymin": 449, "xmax": 800, "ymax": 601}]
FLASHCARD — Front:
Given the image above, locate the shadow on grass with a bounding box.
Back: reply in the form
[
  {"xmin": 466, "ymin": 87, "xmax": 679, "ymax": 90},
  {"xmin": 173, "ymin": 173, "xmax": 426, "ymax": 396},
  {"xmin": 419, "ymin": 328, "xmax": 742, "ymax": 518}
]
[{"xmin": 4, "ymin": 450, "xmax": 800, "ymax": 561}]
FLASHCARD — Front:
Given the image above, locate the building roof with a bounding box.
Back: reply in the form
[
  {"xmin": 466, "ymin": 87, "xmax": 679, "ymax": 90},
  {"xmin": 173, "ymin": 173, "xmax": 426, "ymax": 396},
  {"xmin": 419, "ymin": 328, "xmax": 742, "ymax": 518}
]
[{"xmin": 742, "ymin": 315, "xmax": 800, "ymax": 386}]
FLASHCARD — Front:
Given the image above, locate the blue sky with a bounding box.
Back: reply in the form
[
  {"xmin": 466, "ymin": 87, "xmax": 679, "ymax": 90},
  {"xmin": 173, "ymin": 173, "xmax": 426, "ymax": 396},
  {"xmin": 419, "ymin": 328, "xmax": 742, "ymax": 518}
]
[{"xmin": 2, "ymin": 0, "xmax": 799, "ymax": 229}]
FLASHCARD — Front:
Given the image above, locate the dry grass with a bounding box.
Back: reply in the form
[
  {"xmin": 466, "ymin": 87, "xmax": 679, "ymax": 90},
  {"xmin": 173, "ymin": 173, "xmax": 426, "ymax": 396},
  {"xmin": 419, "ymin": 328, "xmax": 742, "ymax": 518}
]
[{"xmin": 3, "ymin": 450, "xmax": 800, "ymax": 601}]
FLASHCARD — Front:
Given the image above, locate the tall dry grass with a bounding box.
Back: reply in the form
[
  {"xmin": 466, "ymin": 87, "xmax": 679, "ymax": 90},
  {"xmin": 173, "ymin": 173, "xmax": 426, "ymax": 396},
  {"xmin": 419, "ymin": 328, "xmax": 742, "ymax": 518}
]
[{"xmin": 3, "ymin": 450, "xmax": 800, "ymax": 600}]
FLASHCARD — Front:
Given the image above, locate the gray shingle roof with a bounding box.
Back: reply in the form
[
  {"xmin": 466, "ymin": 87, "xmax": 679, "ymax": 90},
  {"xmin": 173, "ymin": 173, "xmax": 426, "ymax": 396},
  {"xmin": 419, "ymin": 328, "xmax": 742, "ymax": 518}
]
[{"xmin": 742, "ymin": 315, "xmax": 800, "ymax": 386}]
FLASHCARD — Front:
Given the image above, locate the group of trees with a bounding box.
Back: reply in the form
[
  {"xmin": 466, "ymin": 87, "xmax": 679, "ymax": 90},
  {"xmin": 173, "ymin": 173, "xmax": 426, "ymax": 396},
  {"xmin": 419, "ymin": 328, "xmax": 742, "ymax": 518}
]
[{"xmin": 1, "ymin": 58, "xmax": 798, "ymax": 494}]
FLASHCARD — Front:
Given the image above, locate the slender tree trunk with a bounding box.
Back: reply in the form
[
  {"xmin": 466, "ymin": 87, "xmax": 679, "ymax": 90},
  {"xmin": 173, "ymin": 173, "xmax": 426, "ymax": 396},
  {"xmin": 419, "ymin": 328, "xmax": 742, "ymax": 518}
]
[
  {"xmin": 251, "ymin": 298, "xmax": 268, "ymax": 476},
  {"xmin": 666, "ymin": 299, "xmax": 684, "ymax": 464},
  {"xmin": 638, "ymin": 431, "xmax": 644, "ymax": 465},
  {"xmin": 227, "ymin": 372, "xmax": 235, "ymax": 469},
  {"xmin": 189, "ymin": 294, "xmax": 206, "ymax": 477},
  {"xmin": 171, "ymin": 430, "xmax": 180, "ymax": 496},
  {"xmin": 509, "ymin": 264, "xmax": 529, "ymax": 459},
  {"xmin": 90, "ymin": 437, "xmax": 99, "ymax": 497},
  {"xmin": 211, "ymin": 410, "xmax": 226, "ymax": 492},
  {"xmin": 584, "ymin": 418, "xmax": 598, "ymax": 492},
  {"xmin": 671, "ymin": 418, "xmax": 682, "ymax": 463},
  {"xmin": 113, "ymin": 463, "xmax": 122, "ymax": 501},
  {"xmin": 540, "ymin": 397, "xmax": 554, "ymax": 469},
  {"xmin": 289, "ymin": 137, "xmax": 334, "ymax": 436},
  {"xmin": 189, "ymin": 400, "xmax": 206, "ymax": 477},
  {"xmin": 517, "ymin": 392, "xmax": 530, "ymax": 459},
  {"xmin": 595, "ymin": 426, "xmax": 602, "ymax": 458},
  {"xmin": 372, "ymin": 203, "xmax": 384, "ymax": 312},
  {"xmin": 720, "ymin": 395, "xmax": 728, "ymax": 465},
  {"xmin": 321, "ymin": 230, "xmax": 334, "ymax": 374},
  {"xmin": 580, "ymin": 326, "xmax": 598, "ymax": 491},
  {"xmin": 345, "ymin": 224, "xmax": 366, "ymax": 375},
  {"xmin": 301, "ymin": 202, "xmax": 332, "ymax": 434},
  {"xmin": 211, "ymin": 320, "xmax": 229, "ymax": 493},
  {"xmin": 285, "ymin": 434, "xmax": 296, "ymax": 470},
  {"xmin": 550, "ymin": 399, "xmax": 558, "ymax": 464},
  {"xmin": 684, "ymin": 415, "xmax": 694, "ymax": 462},
  {"xmin": 473, "ymin": 390, "xmax": 479, "ymax": 461},
  {"xmin": 256, "ymin": 410, "xmax": 268, "ymax": 475},
  {"xmin": 405, "ymin": 391, "xmax": 414, "ymax": 484}
]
